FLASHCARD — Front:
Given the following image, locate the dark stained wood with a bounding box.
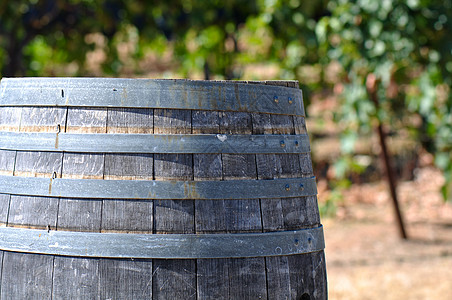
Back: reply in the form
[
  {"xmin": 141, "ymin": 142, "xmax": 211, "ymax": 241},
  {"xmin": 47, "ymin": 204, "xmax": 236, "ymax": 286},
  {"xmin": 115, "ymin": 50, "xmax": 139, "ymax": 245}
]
[
  {"xmin": 152, "ymin": 108, "xmax": 197, "ymax": 299},
  {"xmin": 196, "ymin": 258, "xmax": 229, "ymax": 300},
  {"xmin": 101, "ymin": 197, "xmax": 153, "ymax": 233},
  {"xmin": 311, "ymin": 251, "xmax": 328, "ymax": 299},
  {"xmin": 102, "ymin": 152, "xmax": 154, "ymax": 242}
]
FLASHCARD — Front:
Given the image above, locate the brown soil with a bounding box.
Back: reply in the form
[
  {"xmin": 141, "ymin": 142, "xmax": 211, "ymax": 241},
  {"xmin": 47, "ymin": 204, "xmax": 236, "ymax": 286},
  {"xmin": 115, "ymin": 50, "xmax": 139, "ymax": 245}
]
[{"xmin": 322, "ymin": 166, "xmax": 452, "ymax": 299}]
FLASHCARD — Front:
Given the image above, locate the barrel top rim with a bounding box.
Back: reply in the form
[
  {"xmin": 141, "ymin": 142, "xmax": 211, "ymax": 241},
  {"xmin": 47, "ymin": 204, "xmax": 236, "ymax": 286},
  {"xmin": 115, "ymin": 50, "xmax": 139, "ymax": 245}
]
[
  {"xmin": 0, "ymin": 77, "xmax": 300, "ymax": 86},
  {"xmin": 0, "ymin": 77, "xmax": 304, "ymax": 116}
]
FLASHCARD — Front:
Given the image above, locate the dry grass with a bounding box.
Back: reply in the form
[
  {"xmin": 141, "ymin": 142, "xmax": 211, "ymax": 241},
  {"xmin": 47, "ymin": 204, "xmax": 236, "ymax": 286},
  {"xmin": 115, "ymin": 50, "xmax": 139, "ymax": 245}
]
[{"xmin": 322, "ymin": 167, "xmax": 452, "ymax": 299}]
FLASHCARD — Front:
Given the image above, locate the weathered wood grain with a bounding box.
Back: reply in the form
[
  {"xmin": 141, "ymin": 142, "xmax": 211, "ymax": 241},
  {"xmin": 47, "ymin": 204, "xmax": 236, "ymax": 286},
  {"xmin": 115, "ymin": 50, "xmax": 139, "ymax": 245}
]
[
  {"xmin": 0, "ymin": 194, "xmax": 9, "ymax": 226},
  {"xmin": 52, "ymin": 257, "xmax": 100, "ymax": 299},
  {"xmin": 193, "ymin": 110, "xmax": 224, "ymax": 233},
  {"xmin": 0, "ymin": 107, "xmax": 21, "ymax": 132},
  {"xmin": 153, "ymin": 108, "xmax": 196, "ymax": 299},
  {"xmin": 310, "ymin": 251, "xmax": 328, "ymax": 299},
  {"xmin": 56, "ymin": 199, "xmax": 102, "ymax": 232},
  {"xmin": 65, "ymin": 107, "xmax": 107, "ymax": 133},
  {"xmin": 0, "ymin": 150, "xmax": 15, "ymax": 176},
  {"xmin": 101, "ymin": 197, "xmax": 153, "ymax": 233},
  {"xmin": 1, "ymin": 107, "xmax": 63, "ymax": 298},
  {"xmin": 53, "ymin": 107, "xmax": 106, "ymax": 298},
  {"xmin": 220, "ymin": 111, "xmax": 261, "ymax": 233},
  {"xmin": 0, "ymin": 252, "xmax": 2, "ymax": 296},
  {"xmin": 252, "ymin": 96, "xmax": 293, "ymax": 299},
  {"xmin": 293, "ymin": 114, "xmax": 308, "ymax": 135},
  {"xmin": 19, "ymin": 107, "xmax": 67, "ymax": 132},
  {"xmin": 262, "ymin": 81, "xmax": 326, "ymax": 300},
  {"xmin": 0, "ymin": 252, "xmax": 53, "ymax": 300},
  {"xmin": 103, "ymin": 108, "xmax": 154, "ymax": 233},
  {"xmin": 199, "ymin": 110, "xmax": 266, "ymax": 299},
  {"xmin": 14, "ymin": 151, "xmax": 63, "ymax": 178},
  {"xmin": 196, "ymin": 258, "xmax": 229, "ymax": 300},
  {"xmin": 106, "ymin": 108, "xmax": 153, "ymax": 134},
  {"xmin": 99, "ymin": 258, "xmax": 153, "ymax": 299},
  {"xmin": 58, "ymin": 108, "xmax": 106, "ymax": 230},
  {"xmin": 61, "ymin": 152, "xmax": 104, "ymax": 180},
  {"xmin": 193, "ymin": 110, "xmax": 230, "ymax": 299},
  {"xmin": 9, "ymin": 108, "xmax": 65, "ymax": 230},
  {"xmin": 98, "ymin": 108, "xmax": 154, "ymax": 299},
  {"xmin": 104, "ymin": 153, "xmax": 154, "ymax": 181},
  {"xmin": 0, "ymin": 150, "xmax": 14, "ymax": 225},
  {"xmin": 8, "ymin": 195, "xmax": 58, "ymax": 230}
]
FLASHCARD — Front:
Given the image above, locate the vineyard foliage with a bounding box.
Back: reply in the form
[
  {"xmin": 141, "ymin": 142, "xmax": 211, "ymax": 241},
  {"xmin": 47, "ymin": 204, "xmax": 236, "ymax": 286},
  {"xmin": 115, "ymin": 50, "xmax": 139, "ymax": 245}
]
[{"xmin": 1, "ymin": 0, "xmax": 451, "ymax": 199}]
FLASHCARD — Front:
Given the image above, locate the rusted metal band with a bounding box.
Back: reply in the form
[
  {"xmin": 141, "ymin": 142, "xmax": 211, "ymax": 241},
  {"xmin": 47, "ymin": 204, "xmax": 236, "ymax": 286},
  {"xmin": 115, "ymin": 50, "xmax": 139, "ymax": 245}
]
[
  {"xmin": 0, "ymin": 175, "xmax": 317, "ymax": 200},
  {"xmin": 0, "ymin": 78, "xmax": 304, "ymax": 116},
  {"xmin": 0, "ymin": 225, "xmax": 324, "ymax": 259},
  {"xmin": 0, "ymin": 132, "xmax": 310, "ymax": 154}
]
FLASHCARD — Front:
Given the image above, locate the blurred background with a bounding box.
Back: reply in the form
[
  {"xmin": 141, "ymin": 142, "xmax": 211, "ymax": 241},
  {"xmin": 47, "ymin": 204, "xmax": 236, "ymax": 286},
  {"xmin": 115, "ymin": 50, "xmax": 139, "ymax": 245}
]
[{"xmin": 1, "ymin": 0, "xmax": 451, "ymax": 298}]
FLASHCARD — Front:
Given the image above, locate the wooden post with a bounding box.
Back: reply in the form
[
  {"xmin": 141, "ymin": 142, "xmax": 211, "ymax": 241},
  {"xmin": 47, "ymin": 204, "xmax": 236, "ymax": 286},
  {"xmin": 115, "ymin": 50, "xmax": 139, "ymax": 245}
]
[{"xmin": 366, "ymin": 74, "xmax": 408, "ymax": 240}]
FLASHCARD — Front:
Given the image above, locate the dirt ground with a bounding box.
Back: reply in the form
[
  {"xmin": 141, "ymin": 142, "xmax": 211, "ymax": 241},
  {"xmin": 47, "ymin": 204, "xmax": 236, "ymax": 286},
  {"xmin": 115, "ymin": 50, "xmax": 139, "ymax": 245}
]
[{"xmin": 321, "ymin": 166, "xmax": 452, "ymax": 299}]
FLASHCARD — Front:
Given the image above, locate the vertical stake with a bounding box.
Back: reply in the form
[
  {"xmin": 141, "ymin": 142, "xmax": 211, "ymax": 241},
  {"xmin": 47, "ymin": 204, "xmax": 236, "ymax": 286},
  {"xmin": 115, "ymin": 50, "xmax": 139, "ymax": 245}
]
[{"xmin": 366, "ymin": 74, "xmax": 408, "ymax": 240}]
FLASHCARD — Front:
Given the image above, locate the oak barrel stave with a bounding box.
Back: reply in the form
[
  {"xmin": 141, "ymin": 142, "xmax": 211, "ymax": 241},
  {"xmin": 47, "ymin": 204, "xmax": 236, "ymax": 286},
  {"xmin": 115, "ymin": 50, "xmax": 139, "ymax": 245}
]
[{"xmin": 0, "ymin": 79, "xmax": 327, "ymax": 299}]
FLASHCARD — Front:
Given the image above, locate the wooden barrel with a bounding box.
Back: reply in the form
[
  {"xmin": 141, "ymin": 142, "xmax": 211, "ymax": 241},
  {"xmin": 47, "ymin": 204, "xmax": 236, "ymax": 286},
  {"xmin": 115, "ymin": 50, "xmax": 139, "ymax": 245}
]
[{"xmin": 0, "ymin": 78, "xmax": 327, "ymax": 299}]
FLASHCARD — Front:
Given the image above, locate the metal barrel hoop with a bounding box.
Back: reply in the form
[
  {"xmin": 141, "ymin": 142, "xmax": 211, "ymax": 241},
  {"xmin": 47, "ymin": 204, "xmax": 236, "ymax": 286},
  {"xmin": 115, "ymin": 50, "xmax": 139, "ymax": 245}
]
[
  {"xmin": 0, "ymin": 78, "xmax": 305, "ymax": 116},
  {"xmin": 0, "ymin": 226, "xmax": 325, "ymax": 259}
]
